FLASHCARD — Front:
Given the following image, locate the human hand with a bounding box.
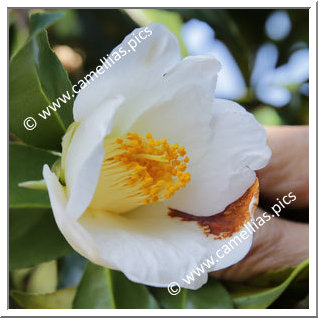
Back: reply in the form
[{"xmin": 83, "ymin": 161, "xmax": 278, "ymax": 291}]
[
  {"xmin": 211, "ymin": 126, "xmax": 309, "ymax": 281},
  {"xmin": 257, "ymin": 126, "xmax": 309, "ymax": 208}
]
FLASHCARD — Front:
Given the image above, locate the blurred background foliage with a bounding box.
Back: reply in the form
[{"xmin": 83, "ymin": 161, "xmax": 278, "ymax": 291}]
[
  {"xmin": 9, "ymin": 8, "xmax": 309, "ymax": 310},
  {"xmin": 10, "ymin": 8, "xmax": 309, "ymax": 126}
]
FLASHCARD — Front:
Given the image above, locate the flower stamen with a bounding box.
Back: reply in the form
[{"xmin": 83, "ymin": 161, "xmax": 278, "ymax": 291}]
[{"xmin": 89, "ymin": 132, "xmax": 191, "ymax": 214}]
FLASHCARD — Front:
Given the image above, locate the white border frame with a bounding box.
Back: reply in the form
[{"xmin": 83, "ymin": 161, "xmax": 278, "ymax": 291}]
[{"xmin": 3, "ymin": 1, "xmax": 316, "ymax": 316}]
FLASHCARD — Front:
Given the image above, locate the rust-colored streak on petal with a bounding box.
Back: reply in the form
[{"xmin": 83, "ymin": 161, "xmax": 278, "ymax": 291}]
[{"xmin": 169, "ymin": 179, "xmax": 259, "ymax": 240}]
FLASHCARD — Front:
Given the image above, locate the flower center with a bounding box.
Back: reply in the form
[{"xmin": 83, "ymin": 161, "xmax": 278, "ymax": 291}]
[{"xmin": 88, "ymin": 132, "xmax": 190, "ymax": 214}]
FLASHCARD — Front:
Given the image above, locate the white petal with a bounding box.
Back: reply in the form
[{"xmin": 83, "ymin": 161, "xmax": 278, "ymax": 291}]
[
  {"xmin": 168, "ymin": 98, "xmax": 271, "ymax": 216},
  {"xmin": 64, "ymin": 96, "xmax": 124, "ymax": 220},
  {"xmin": 44, "ymin": 164, "xmax": 256, "ymax": 290},
  {"xmin": 130, "ymin": 92, "xmax": 269, "ymax": 216},
  {"xmin": 73, "ymin": 23, "xmax": 181, "ymax": 134},
  {"xmin": 43, "ymin": 165, "xmax": 101, "ymax": 263},
  {"xmin": 77, "ymin": 195, "xmax": 255, "ymax": 290},
  {"xmin": 129, "ymin": 56, "xmax": 221, "ymax": 165}
]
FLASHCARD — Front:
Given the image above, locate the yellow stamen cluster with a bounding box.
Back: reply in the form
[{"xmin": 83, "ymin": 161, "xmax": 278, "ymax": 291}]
[{"xmin": 103, "ymin": 132, "xmax": 190, "ymax": 207}]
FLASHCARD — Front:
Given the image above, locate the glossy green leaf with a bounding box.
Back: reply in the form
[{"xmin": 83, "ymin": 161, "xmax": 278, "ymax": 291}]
[
  {"xmin": 226, "ymin": 258, "xmax": 309, "ymax": 309},
  {"xmin": 9, "ymin": 142, "xmax": 58, "ymax": 208},
  {"xmin": 9, "ymin": 208, "xmax": 73, "ymax": 270},
  {"xmin": 29, "ymin": 11, "xmax": 65, "ymax": 36},
  {"xmin": 9, "ymin": 10, "xmax": 29, "ymax": 59},
  {"xmin": 110, "ymin": 269, "xmax": 159, "ymax": 309},
  {"xmin": 73, "ymin": 262, "xmax": 159, "ymax": 309},
  {"xmin": 9, "ymin": 11, "xmax": 73, "ymax": 151},
  {"xmin": 150, "ymin": 278, "xmax": 233, "ymax": 309},
  {"xmin": 11, "ymin": 287, "xmax": 76, "ymax": 309}
]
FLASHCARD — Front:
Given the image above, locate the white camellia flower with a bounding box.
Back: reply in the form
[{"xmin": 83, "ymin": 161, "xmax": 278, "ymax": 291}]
[{"xmin": 43, "ymin": 24, "xmax": 271, "ymax": 290}]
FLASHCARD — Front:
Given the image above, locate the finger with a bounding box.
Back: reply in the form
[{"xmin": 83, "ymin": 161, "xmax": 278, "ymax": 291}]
[{"xmin": 257, "ymin": 126, "xmax": 309, "ymax": 208}]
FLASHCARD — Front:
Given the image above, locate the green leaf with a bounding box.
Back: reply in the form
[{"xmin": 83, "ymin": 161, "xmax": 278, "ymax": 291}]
[
  {"xmin": 9, "ymin": 10, "xmax": 29, "ymax": 59},
  {"xmin": 11, "ymin": 287, "xmax": 76, "ymax": 309},
  {"xmin": 73, "ymin": 262, "xmax": 115, "ymax": 309},
  {"xmin": 9, "ymin": 208, "xmax": 73, "ymax": 270},
  {"xmin": 72, "ymin": 262, "xmax": 159, "ymax": 309},
  {"xmin": 150, "ymin": 278, "xmax": 233, "ymax": 309},
  {"xmin": 29, "ymin": 11, "xmax": 65, "ymax": 37},
  {"xmin": 9, "ymin": 11, "xmax": 74, "ymax": 151},
  {"xmin": 226, "ymin": 258, "xmax": 309, "ymax": 309},
  {"xmin": 9, "ymin": 142, "xmax": 58, "ymax": 208},
  {"xmin": 110, "ymin": 269, "xmax": 159, "ymax": 309}
]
